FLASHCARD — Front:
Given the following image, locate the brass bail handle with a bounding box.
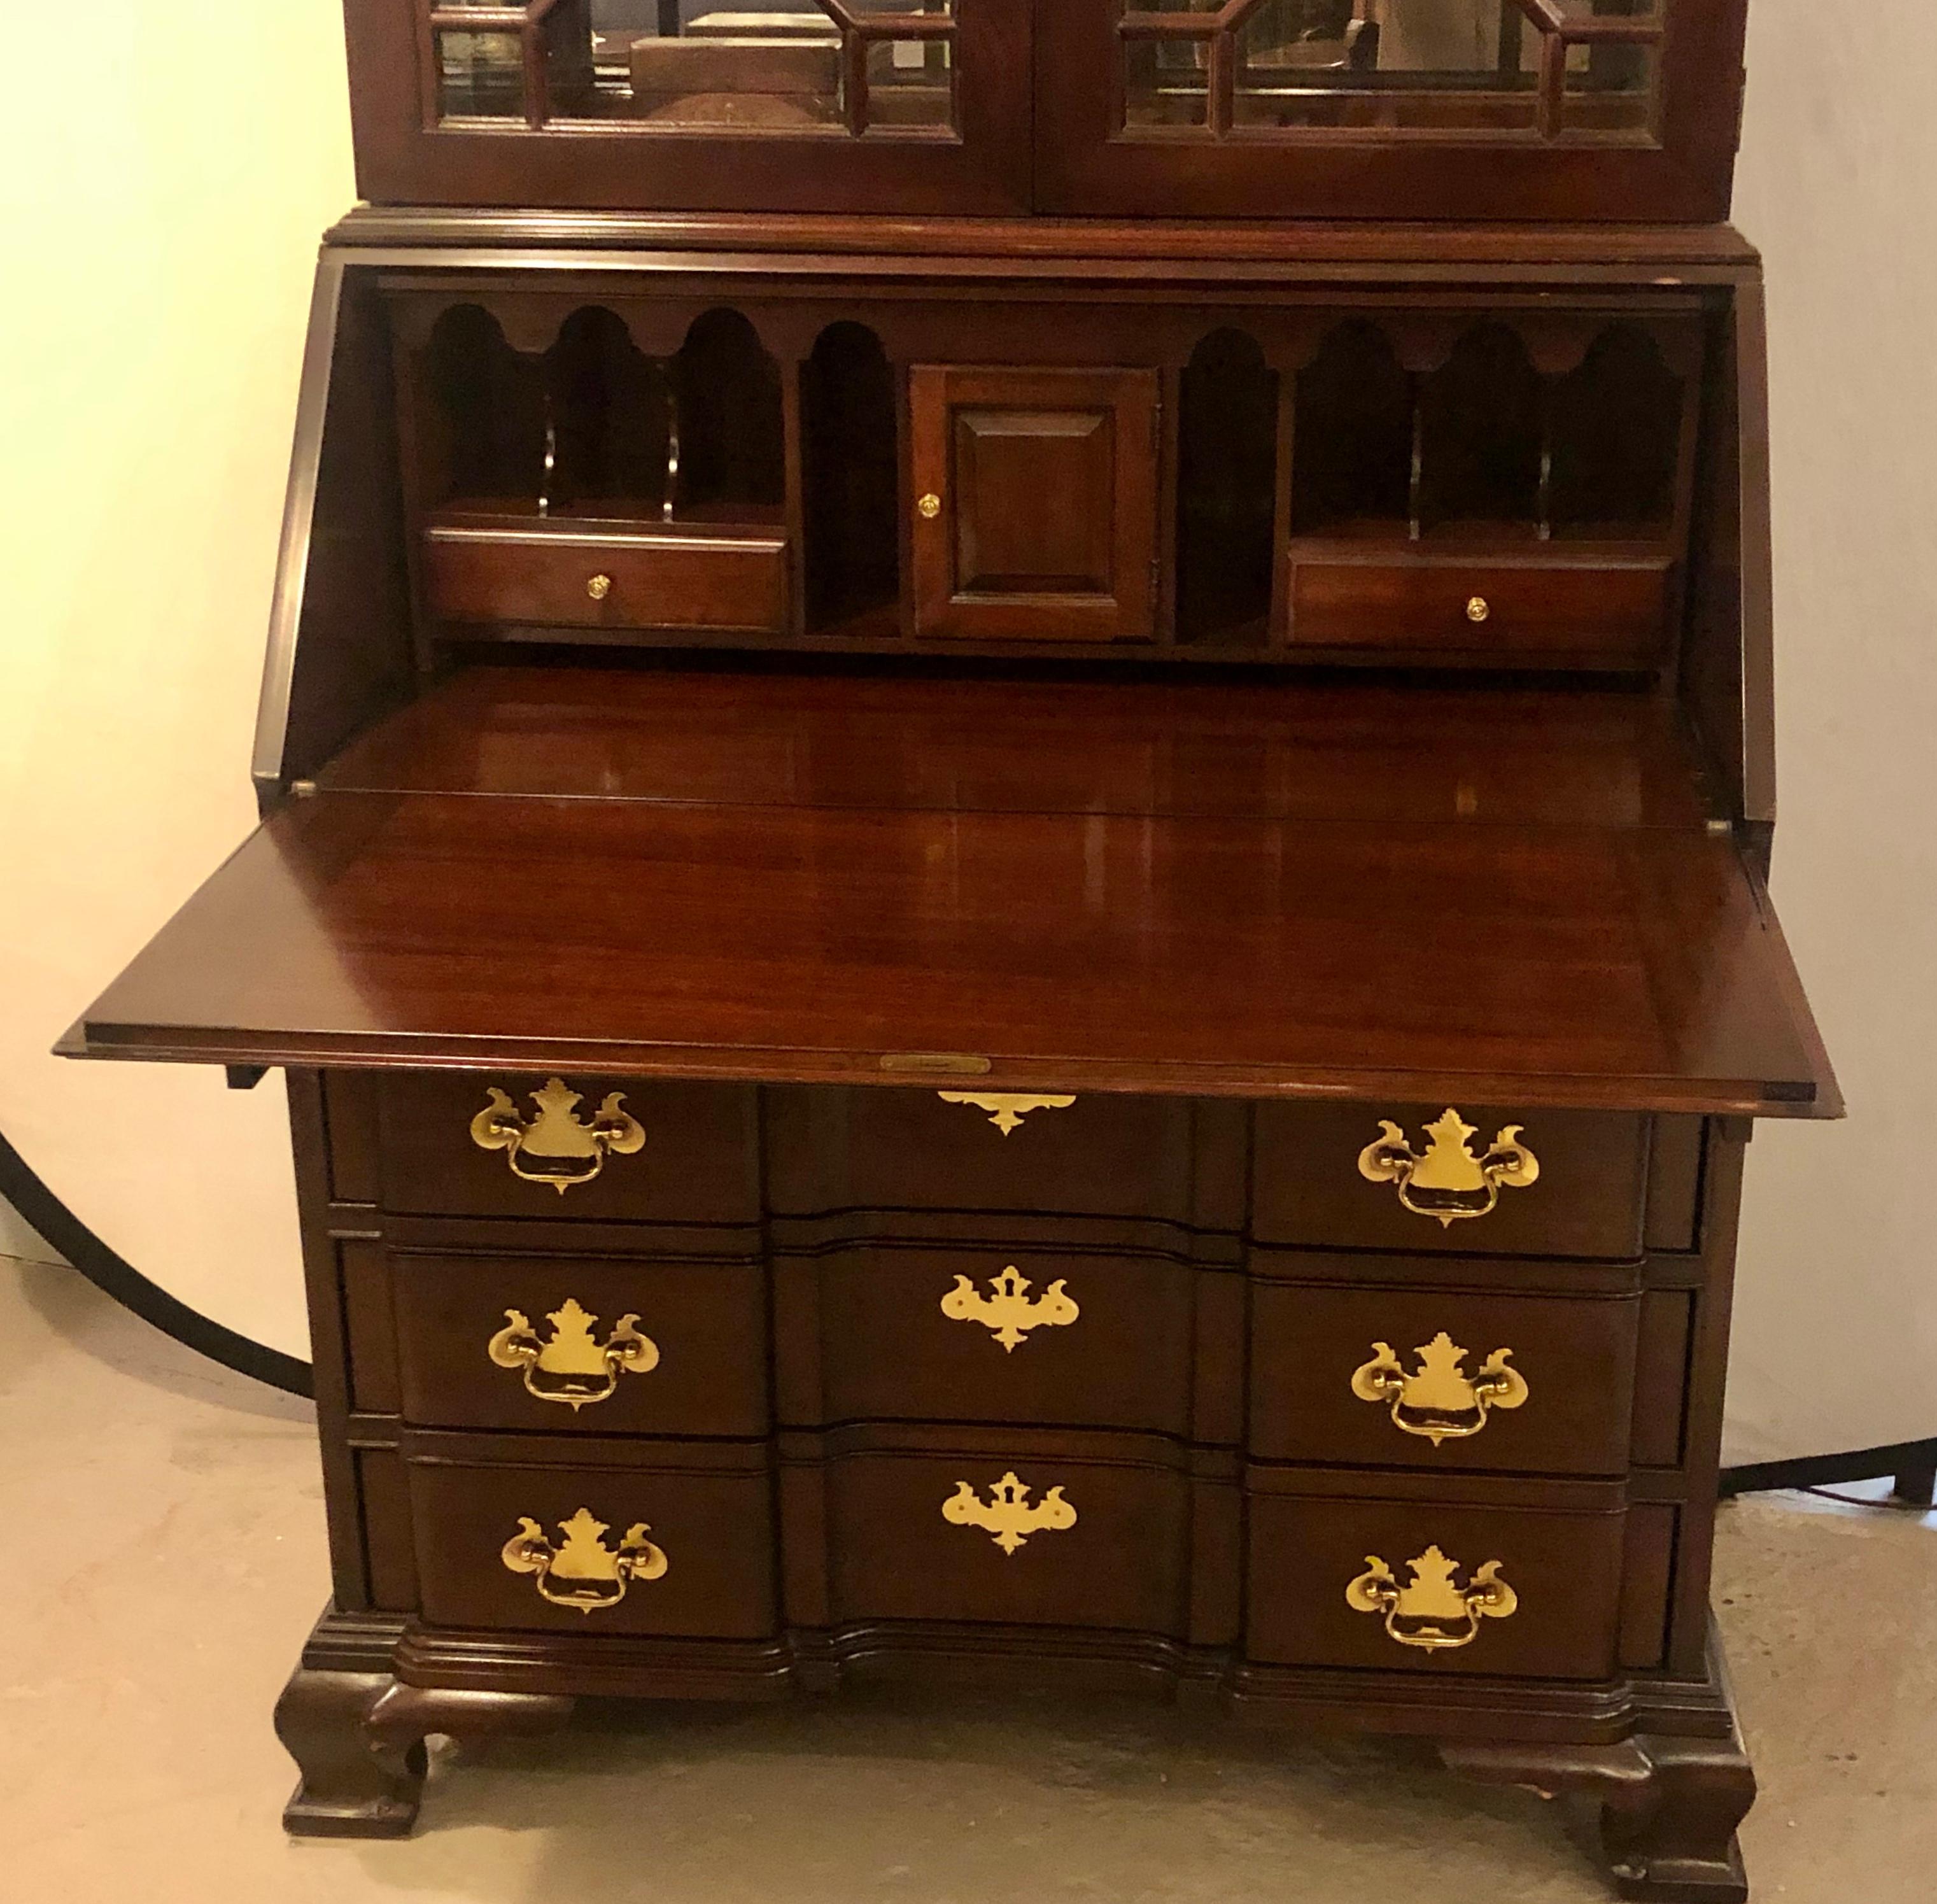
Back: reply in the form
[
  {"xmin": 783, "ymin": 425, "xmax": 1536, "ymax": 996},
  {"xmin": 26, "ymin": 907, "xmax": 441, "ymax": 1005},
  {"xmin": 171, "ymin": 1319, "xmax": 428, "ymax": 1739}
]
[
  {"xmin": 468, "ymin": 1078, "xmax": 647, "ymax": 1194},
  {"xmin": 488, "ymin": 1298, "xmax": 661, "ymax": 1411},
  {"xmin": 1356, "ymin": 1109, "xmax": 1540, "ymax": 1227}
]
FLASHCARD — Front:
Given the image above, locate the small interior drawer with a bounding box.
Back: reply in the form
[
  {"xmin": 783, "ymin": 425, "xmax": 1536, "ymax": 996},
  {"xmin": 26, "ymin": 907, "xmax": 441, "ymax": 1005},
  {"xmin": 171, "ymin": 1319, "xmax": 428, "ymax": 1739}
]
[
  {"xmin": 391, "ymin": 1249, "xmax": 768, "ymax": 1436},
  {"xmin": 1250, "ymin": 1271, "xmax": 1642, "ymax": 1477},
  {"xmin": 819, "ymin": 1432, "xmax": 1190, "ymax": 1635},
  {"xmin": 777, "ymin": 1242, "xmax": 1208, "ymax": 1437},
  {"xmin": 423, "ymin": 522, "xmax": 789, "ymax": 634},
  {"xmin": 1253, "ymin": 1102, "xmax": 1652, "ymax": 1259},
  {"xmin": 406, "ymin": 1440, "xmax": 777, "ymax": 1639},
  {"xmin": 1245, "ymin": 1473, "xmax": 1630, "ymax": 1680},
  {"xmin": 374, "ymin": 1073, "xmax": 759, "ymax": 1224},
  {"xmin": 1288, "ymin": 549, "xmax": 1669, "ymax": 661}
]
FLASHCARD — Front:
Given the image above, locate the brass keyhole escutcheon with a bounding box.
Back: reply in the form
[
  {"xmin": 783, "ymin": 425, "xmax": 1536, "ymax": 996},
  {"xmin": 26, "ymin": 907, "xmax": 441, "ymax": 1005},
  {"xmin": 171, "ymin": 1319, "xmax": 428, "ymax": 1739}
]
[
  {"xmin": 918, "ymin": 493, "xmax": 943, "ymax": 521},
  {"xmin": 1465, "ymin": 595, "xmax": 1490, "ymax": 624},
  {"xmin": 587, "ymin": 572, "xmax": 614, "ymax": 602}
]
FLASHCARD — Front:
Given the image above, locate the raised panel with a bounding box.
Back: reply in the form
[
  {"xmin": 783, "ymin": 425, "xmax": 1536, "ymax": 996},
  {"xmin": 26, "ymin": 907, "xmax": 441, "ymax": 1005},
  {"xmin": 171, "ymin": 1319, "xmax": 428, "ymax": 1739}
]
[{"xmin": 910, "ymin": 366, "xmax": 1160, "ymax": 643}]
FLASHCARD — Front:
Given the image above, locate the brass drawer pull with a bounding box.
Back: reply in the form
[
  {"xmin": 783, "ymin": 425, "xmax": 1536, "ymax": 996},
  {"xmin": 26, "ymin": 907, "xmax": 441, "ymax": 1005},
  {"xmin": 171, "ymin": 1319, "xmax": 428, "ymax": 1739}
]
[
  {"xmin": 1347, "ymin": 1546, "xmax": 1518, "ymax": 1652},
  {"xmin": 468, "ymin": 1078, "xmax": 645, "ymax": 1194},
  {"xmin": 941, "ymin": 1266, "xmax": 1080, "ymax": 1353},
  {"xmin": 488, "ymin": 1299, "xmax": 660, "ymax": 1411},
  {"xmin": 586, "ymin": 572, "xmax": 614, "ymax": 601},
  {"xmin": 1357, "ymin": 1108, "xmax": 1539, "ymax": 1227},
  {"xmin": 500, "ymin": 1509, "xmax": 668, "ymax": 1614},
  {"xmin": 943, "ymin": 1472, "xmax": 1077, "ymax": 1555},
  {"xmin": 1466, "ymin": 594, "xmax": 1491, "ymax": 624},
  {"xmin": 1351, "ymin": 1332, "xmax": 1528, "ymax": 1446},
  {"xmin": 936, "ymin": 1090, "xmax": 1076, "ymax": 1136},
  {"xmin": 917, "ymin": 491, "xmax": 944, "ymax": 521}
]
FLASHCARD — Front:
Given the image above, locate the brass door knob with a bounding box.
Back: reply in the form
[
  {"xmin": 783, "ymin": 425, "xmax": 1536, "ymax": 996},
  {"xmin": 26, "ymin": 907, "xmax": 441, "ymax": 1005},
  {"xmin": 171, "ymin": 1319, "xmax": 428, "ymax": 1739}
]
[
  {"xmin": 918, "ymin": 492, "xmax": 943, "ymax": 521},
  {"xmin": 1465, "ymin": 595, "xmax": 1490, "ymax": 624},
  {"xmin": 587, "ymin": 572, "xmax": 614, "ymax": 601}
]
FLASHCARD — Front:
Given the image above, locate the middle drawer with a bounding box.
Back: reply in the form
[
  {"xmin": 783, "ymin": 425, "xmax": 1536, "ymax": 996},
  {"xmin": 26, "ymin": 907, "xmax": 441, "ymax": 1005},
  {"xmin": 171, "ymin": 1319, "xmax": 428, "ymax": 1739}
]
[
  {"xmin": 774, "ymin": 1240, "xmax": 1243, "ymax": 1441},
  {"xmin": 1250, "ymin": 1266, "xmax": 1646, "ymax": 1478},
  {"xmin": 391, "ymin": 1248, "xmax": 770, "ymax": 1436}
]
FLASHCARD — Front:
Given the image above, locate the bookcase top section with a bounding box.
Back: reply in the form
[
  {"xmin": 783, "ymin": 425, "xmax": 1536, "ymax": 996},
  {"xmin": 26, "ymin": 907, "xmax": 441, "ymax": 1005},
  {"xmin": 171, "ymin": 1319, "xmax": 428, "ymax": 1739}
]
[{"xmin": 340, "ymin": 1, "xmax": 1751, "ymax": 223}]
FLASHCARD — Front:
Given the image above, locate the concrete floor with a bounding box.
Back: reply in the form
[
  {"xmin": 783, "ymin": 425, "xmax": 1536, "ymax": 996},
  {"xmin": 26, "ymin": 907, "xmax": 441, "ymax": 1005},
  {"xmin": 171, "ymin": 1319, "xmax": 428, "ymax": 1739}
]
[{"xmin": 2, "ymin": 1255, "xmax": 1931, "ymax": 1904}]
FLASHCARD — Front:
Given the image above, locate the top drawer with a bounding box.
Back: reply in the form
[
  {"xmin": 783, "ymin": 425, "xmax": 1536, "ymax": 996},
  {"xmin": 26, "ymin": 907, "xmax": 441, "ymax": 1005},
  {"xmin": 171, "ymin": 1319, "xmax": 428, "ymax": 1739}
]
[
  {"xmin": 372, "ymin": 1073, "xmax": 759, "ymax": 1225},
  {"xmin": 1255, "ymin": 1103, "xmax": 1666, "ymax": 1259},
  {"xmin": 767, "ymin": 1086, "xmax": 1243, "ymax": 1231}
]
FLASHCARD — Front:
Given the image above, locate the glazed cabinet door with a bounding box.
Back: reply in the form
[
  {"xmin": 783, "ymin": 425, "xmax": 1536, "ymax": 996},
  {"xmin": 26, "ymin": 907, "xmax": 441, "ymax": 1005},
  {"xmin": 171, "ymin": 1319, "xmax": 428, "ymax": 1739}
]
[
  {"xmin": 1034, "ymin": 0, "xmax": 1749, "ymax": 221},
  {"xmin": 910, "ymin": 365, "xmax": 1162, "ymax": 642},
  {"xmin": 342, "ymin": 0, "xmax": 1032, "ymax": 213}
]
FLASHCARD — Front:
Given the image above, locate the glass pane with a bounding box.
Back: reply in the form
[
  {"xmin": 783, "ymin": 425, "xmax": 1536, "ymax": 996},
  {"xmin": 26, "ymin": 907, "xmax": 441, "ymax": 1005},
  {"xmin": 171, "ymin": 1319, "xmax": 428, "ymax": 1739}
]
[
  {"xmin": 437, "ymin": 29, "xmax": 527, "ymax": 122},
  {"xmin": 866, "ymin": 38, "xmax": 955, "ymax": 133},
  {"xmin": 504, "ymin": 0, "xmax": 961, "ymax": 132},
  {"xmin": 1235, "ymin": 0, "xmax": 1539, "ymax": 133},
  {"xmin": 1561, "ymin": 36, "xmax": 1661, "ymax": 138},
  {"xmin": 595, "ymin": 2, "xmax": 842, "ymax": 127},
  {"xmin": 1122, "ymin": 0, "xmax": 1216, "ymax": 132},
  {"xmin": 1114, "ymin": 1, "xmax": 1671, "ymax": 140}
]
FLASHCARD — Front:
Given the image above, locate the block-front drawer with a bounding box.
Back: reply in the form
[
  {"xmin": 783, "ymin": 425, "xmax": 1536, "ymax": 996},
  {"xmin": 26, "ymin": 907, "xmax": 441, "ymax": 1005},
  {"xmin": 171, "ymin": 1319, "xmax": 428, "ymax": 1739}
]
[
  {"xmin": 1246, "ymin": 1471, "xmax": 1630, "ymax": 1681},
  {"xmin": 1250, "ymin": 1269, "xmax": 1642, "ymax": 1477},
  {"xmin": 391, "ymin": 1250, "xmax": 768, "ymax": 1436},
  {"xmin": 405, "ymin": 1436, "xmax": 776, "ymax": 1639},
  {"xmin": 423, "ymin": 523, "xmax": 789, "ymax": 635},
  {"xmin": 373, "ymin": 1073, "xmax": 759, "ymax": 1224},
  {"xmin": 1287, "ymin": 550, "xmax": 1669, "ymax": 662},
  {"xmin": 814, "ymin": 1429, "xmax": 1192, "ymax": 1637},
  {"xmin": 777, "ymin": 1243, "xmax": 1236, "ymax": 1439},
  {"xmin": 767, "ymin": 1087, "xmax": 1239, "ymax": 1229},
  {"xmin": 1254, "ymin": 1102, "xmax": 1654, "ymax": 1258}
]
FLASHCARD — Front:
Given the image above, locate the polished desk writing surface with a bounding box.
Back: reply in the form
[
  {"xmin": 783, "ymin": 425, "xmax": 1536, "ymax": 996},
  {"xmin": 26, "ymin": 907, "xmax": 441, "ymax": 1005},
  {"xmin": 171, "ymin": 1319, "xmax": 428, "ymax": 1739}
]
[
  {"xmin": 320, "ymin": 668, "xmax": 1719, "ymax": 827},
  {"xmin": 77, "ymin": 673, "xmax": 1828, "ymax": 1115}
]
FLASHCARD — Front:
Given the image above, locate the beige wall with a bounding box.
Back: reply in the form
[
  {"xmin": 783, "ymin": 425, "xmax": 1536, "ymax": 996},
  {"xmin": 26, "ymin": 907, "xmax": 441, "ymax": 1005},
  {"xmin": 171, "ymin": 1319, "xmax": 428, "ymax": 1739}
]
[
  {"xmin": 1722, "ymin": 4, "xmax": 1937, "ymax": 1462},
  {"xmin": 1, "ymin": 4, "xmax": 1929, "ymax": 1452},
  {"xmin": 0, "ymin": 4, "xmax": 355, "ymax": 1353}
]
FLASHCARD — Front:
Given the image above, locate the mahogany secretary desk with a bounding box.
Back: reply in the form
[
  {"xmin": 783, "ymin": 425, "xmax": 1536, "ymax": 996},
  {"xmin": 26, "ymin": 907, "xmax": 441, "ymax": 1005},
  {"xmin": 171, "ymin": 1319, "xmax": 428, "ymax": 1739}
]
[{"xmin": 67, "ymin": 3, "xmax": 1836, "ymax": 1896}]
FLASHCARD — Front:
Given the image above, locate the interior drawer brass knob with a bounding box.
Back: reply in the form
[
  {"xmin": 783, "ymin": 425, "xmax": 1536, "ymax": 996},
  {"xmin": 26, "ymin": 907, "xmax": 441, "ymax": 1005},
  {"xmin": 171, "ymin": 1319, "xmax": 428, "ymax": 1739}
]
[
  {"xmin": 500, "ymin": 1508, "xmax": 668, "ymax": 1614},
  {"xmin": 488, "ymin": 1298, "xmax": 660, "ymax": 1410},
  {"xmin": 943, "ymin": 1471, "xmax": 1077, "ymax": 1555},
  {"xmin": 936, "ymin": 1090, "xmax": 1076, "ymax": 1136},
  {"xmin": 918, "ymin": 491, "xmax": 944, "ymax": 520},
  {"xmin": 468, "ymin": 1078, "xmax": 646, "ymax": 1194},
  {"xmin": 1357, "ymin": 1108, "xmax": 1539, "ymax": 1227},
  {"xmin": 941, "ymin": 1266, "xmax": 1080, "ymax": 1353},
  {"xmin": 586, "ymin": 572, "xmax": 614, "ymax": 601},
  {"xmin": 1351, "ymin": 1332, "xmax": 1528, "ymax": 1445},
  {"xmin": 1466, "ymin": 595, "xmax": 1490, "ymax": 624},
  {"xmin": 1347, "ymin": 1546, "xmax": 1518, "ymax": 1651}
]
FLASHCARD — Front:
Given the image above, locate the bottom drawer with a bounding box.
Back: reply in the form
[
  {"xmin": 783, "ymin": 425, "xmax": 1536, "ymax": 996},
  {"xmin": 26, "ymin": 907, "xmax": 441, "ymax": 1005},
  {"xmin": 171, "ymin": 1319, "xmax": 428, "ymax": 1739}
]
[
  {"xmin": 821, "ymin": 1430, "xmax": 1192, "ymax": 1637},
  {"xmin": 1246, "ymin": 1471, "xmax": 1628, "ymax": 1681},
  {"xmin": 406, "ymin": 1437, "xmax": 777, "ymax": 1640}
]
